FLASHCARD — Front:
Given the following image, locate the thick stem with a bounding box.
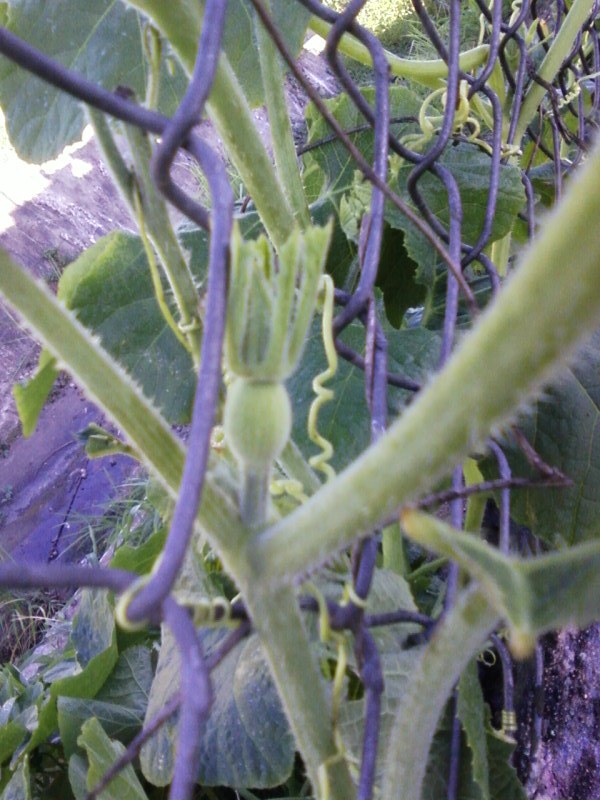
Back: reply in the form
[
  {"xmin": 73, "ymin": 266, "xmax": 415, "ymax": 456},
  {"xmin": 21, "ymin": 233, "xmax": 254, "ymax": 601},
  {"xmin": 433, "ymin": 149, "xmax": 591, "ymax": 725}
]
[
  {"xmin": 381, "ymin": 587, "xmax": 499, "ymax": 800},
  {"xmin": 240, "ymin": 465, "xmax": 271, "ymax": 528},
  {"xmin": 243, "ymin": 584, "xmax": 357, "ymax": 800},
  {"xmin": 250, "ymin": 138, "xmax": 600, "ymax": 583},
  {"xmin": 308, "ymin": 15, "xmax": 490, "ymax": 88},
  {"xmin": 255, "ymin": 0, "xmax": 311, "ymax": 229},
  {"xmin": 514, "ymin": 0, "xmax": 596, "ymax": 143},
  {"xmin": 124, "ymin": 0, "xmax": 295, "ymax": 248}
]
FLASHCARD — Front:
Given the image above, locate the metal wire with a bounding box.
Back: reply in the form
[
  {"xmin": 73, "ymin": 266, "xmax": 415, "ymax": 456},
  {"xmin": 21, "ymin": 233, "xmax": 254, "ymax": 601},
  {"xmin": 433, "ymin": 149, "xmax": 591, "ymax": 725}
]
[{"xmin": 0, "ymin": 2, "xmax": 597, "ymax": 798}]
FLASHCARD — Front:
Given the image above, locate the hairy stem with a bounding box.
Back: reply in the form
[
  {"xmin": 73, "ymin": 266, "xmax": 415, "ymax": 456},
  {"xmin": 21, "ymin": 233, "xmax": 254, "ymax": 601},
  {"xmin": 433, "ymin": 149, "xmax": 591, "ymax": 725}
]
[
  {"xmin": 381, "ymin": 587, "xmax": 499, "ymax": 800},
  {"xmin": 250, "ymin": 138, "xmax": 600, "ymax": 583},
  {"xmin": 255, "ymin": 0, "xmax": 311, "ymax": 228},
  {"xmin": 243, "ymin": 584, "xmax": 356, "ymax": 800}
]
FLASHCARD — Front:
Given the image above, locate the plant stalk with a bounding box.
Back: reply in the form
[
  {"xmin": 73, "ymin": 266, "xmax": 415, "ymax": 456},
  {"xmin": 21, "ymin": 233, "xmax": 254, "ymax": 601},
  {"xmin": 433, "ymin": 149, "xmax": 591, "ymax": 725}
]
[
  {"xmin": 513, "ymin": 0, "xmax": 596, "ymax": 143},
  {"xmin": 254, "ymin": 0, "xmax": 311, "ymax": 229},
  {"xmin": 250, "ymin": 138, "xmax": 600, "ymax": 584},
  {"xmin": 241, "ymin": 584, "xmax": 357, "ymax": 800},
  {"xmin": 381, "ymin": 587, "xmax": 499, "ymax": 800},
  {"xmin": 124, "ymin": 0, "xmax": 296, "ymax": 248}
]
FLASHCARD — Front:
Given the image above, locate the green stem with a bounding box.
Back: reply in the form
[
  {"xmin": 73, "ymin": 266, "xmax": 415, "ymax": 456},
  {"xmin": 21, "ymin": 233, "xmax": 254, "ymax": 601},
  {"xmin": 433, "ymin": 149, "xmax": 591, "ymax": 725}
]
[
  {"xmin": 124, "ymin": 0, "xmax": 295, "ymax": 248},
  {"xmin": 255, "ymin": 0, "xmax": 311, "ymax": 229},
  {"xmin": 382, "ymin": 523, "xmax": 406, "ymax": 576},
  {"xmin": 0, "ymin": 248, "xmax": 244, "ymax": 557},
  {"xmin": 490, "ymin": 230, "xmax": 512, "ymax": 278},
  {"xmin": 513, "ymin": 0, "xmax": 595, "ymax": 144},
  {"xmin": 308, "ymin": 15, "xmax": 490, "ymax": 88},
  {"xmin": 279, "ymin": 439, "xmax": 322, "ymax": 496},
  {"xmin": 242, "ymin": 584, "xmax": 356, "ymax": 800},
  {"xmin": 381, "ymin": 587, "xmax": 499, "ymax": 800},
  {"xmin": 87, "ymin": 108, "xmax": 135, "ymax": 209},
  {"xmin": 250, "ymin": 138, "xmax": 600, "ymax": 584},
  {"xmin": 239, "ymin": 465, "xmax": 270, "ymax": 528}
]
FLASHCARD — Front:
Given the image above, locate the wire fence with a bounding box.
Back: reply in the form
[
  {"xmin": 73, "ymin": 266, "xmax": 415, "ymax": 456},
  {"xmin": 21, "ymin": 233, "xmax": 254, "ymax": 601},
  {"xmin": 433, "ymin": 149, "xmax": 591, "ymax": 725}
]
[{"xmin": 0, "ymin": 1, "xmax": 598, "ymax": 798}]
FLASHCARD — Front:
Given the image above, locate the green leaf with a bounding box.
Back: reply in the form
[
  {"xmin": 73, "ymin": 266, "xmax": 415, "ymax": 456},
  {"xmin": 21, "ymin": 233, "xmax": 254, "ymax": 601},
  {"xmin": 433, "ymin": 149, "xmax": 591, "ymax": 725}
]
[
  {"xmin": 0, "ymin": 758, "xmax": 31, "ymax": 800},
  {"xmin": 58, "ymin": 698, "xmax": 143, "ymax": 759},
  {"xmin": 71, "ymin": 591, "xmax": 115, "ymax": 668},
  {"xmin": 110, "ymin": 528, "xmax": 167, "ymax": 575},
  {"xmin": 68, "ymin": 753, "xmax": 89, "ymax": 800},
  {"xmin": 216, "ymin": 0, "xmax": 309, "ymax": 108},
  {"xmin": 457, "ymin": 662, "xmax": 490, "ymax": 800},
  {"xmin": 78, "ymin": 717, "xmax": 149, "ymax": 800},
  {"xmin": 288, "ymin": 316, "xmax": 440, "ymax": 471},
  {"xmin": 57, "ymin": 231, "xmax": 195, "ymax": 424},
  {"xmin": 58, "ymin": 644, "xmax": 153, "ymax": 758},
  {"xmin": 96, "ymin": 646, "xmax": 153, "ymax": 715},
  {"xmin": 0, "ymin": 0, "xmax": 187, "ymax": 162},
  {"xmin": 486, "ymin": 328, "xmax": 600, "ymax": 546},
  {"xmin": 140, "ymin": 629, "xmax": 294, "ymax": 788},
  {"xmin": 12, "ymin": 350, "xmax": 58, "ymax": 438},
  {"xmin": 401, "ymin": 509, "xmax": 600, "ymax": 656}
]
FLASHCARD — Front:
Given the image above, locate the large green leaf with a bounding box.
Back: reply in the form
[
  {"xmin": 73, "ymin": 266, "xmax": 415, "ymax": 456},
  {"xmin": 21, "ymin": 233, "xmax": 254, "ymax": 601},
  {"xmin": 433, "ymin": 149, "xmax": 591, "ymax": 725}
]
[
  {"xmin": 402, "ymin": 510, "xmax": 600, "ymax": 657},
  {"xmin": 58, "ymin": 644, "xmax": 153, "ymax": 757},
  {"xmin": 288, "ymin": 315, "xmax": 440, "ymax": 471},
  {"xmin": 58, "ymin": 698, "xmax": 143, "ymax": 759},
  {"xmin": 78, "ymin": 717, "xmax": 149, "ymax": 800},
  {"xmin": 16, "ymin": 231, "xmax": 196, "ymax": 433},
  {"xmin": 140, "ymin": 629, "xmax": 294, "ymax": 788},
  {"xmin": 486, "ymin": 328, "xmax": 600, "ymax": 546},
  {"xmin": 385, "ymin": 144, "xmax": 525, "ymax": 316},
  {"xmin": 57, "ymin": 231, "xmax": 195, "ymax": 424},
  {"xmin": 0, "ymin": 0, "xmax": 187, "ymax": 162}
]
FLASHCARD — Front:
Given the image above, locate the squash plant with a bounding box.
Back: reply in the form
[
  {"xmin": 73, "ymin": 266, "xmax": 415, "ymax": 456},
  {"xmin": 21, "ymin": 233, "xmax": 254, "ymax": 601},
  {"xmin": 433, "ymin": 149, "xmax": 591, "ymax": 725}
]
[{"xmin": 0, "ymin": 1, "xmax": 600, "ymax": 799}]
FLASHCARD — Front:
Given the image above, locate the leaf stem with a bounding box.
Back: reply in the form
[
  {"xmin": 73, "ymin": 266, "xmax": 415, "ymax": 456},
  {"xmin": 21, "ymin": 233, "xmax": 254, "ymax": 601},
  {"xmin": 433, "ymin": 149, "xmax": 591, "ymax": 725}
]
[
  {"xmin": 513, "ymin": 0, "xmax": 596, "ymax": 144},
  {"xmin": 381, "ymin": 587, "xmax": 499, "ymax": 800},
  {"xmin": 124, "ymin": 123, "xmax": 203, "ymax": 362},
  {"xmin": 249, "ymin": 138, "xmax": 600, "ymax": 583},
  {"xmin": 124, "ymin": 0, "xmax": 296, "ymax": 248},
  {"xmin": 254, "ymin": 0, "xmax": 311, "ymax": 229},
  {"xmin": 308, "ymin": 15, "xmax": 490, "ymax": 88}
]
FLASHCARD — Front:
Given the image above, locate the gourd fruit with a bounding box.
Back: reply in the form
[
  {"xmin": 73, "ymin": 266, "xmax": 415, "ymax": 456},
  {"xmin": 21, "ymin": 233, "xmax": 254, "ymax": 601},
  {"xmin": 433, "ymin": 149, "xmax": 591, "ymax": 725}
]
[{"xmin": 223, "ymin": 378, "xmax": 292, "ymax": 468}]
